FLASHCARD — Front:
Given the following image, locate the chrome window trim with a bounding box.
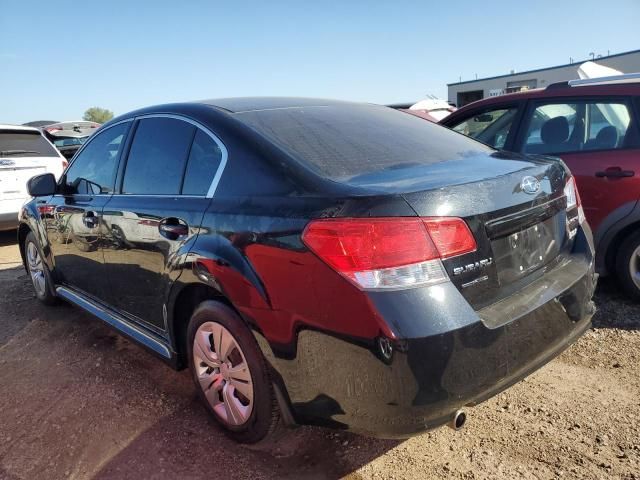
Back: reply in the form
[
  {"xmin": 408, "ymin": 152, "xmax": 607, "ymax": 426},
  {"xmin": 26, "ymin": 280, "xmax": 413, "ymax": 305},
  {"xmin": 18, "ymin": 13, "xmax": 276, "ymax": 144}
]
[
  {"xmin": 108, "ymin": 194, "xmax": 207, "ymax": 199},
  {"xmin": 132, "ymin": 113, "xmax": 229, "ymax": 198}
]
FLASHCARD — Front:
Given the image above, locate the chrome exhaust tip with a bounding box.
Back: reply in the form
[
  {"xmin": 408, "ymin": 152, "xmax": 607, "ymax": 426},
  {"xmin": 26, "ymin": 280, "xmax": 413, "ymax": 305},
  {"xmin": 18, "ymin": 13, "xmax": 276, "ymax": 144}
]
[{"xmin": 448, "ymin": 409, "xmax": 466, "ymax": 431}]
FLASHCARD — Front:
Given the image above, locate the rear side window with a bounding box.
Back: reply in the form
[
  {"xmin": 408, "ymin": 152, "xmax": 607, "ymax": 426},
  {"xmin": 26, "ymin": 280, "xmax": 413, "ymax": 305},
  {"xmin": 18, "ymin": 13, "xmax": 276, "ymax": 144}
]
[
  {"xmin": 450, "ymin": 107, "xmax": 518, "ymax": 149},
  {"xmin": 182, "ymin": 130, "xmax": 223, "ymax": 195},
  {"xmin": 522, "ymin": 100, "xmax": 635, "ymax": 154},
  {"xmin": 0, "ymin": 131, "xmax": 59, "ymax": 158},
  {"xmin": 64, "ymin": 122, "xmax": 129, "ymax": 194},
  {"xmin": 235, "ymin": 104, "xmax": 492, "ymax": 181},
  {"xmin": 123, "ymin": 117, "xmax": 196, "ymax": 195}
]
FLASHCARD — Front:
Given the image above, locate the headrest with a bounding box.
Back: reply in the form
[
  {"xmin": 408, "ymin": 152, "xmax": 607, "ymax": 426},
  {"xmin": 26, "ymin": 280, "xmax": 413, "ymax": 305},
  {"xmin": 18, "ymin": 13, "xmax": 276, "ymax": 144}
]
[
  {"xmin": 541, "ymin": 116, "xmax": 569, "ymax": 144},
  {"xmin": 595, "ymin": 125, "xmax": 618, "ymax": 149}
]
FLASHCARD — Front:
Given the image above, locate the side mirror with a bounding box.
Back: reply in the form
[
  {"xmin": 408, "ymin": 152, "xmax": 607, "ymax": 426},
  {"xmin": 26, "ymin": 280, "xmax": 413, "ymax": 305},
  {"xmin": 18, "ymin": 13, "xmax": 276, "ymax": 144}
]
[{"xmin": 27, "ymin": 173, "xmax": 57, "ymax": 197}]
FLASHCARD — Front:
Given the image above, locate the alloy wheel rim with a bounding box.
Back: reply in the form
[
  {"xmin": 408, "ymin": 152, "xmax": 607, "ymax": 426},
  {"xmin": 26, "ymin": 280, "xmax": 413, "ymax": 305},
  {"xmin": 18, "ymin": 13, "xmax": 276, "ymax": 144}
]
[
  {"xmin": 27, "ymin": 242, "xmax": 46, "ymax": 297},
  {"xmin": 193, "ymin": 321, "xmax": 254, "ymax": 426},
  {"xmin": 630, "ymin": 245, "xmax": 640, "ymax": 290}
]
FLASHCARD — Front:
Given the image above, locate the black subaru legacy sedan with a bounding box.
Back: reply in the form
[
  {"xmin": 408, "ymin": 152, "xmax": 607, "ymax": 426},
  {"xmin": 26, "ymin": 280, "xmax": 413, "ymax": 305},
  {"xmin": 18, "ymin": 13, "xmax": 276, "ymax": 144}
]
[{"xmin": 19, "ymin": 98, "xmax": 596, "ymax": 443}]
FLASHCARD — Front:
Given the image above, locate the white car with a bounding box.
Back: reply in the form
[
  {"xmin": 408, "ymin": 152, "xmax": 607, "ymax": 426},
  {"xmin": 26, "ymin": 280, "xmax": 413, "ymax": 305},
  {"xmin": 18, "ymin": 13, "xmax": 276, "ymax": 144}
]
[{"xmin": 0, "ymin": 125, "xmax": 66, "ymax": 231}]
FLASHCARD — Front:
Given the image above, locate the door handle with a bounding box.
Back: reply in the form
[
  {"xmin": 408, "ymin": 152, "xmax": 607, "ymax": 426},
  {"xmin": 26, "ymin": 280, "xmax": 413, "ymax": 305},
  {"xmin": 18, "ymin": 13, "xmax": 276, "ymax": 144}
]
[
  {"xmin": 595, "ymin": 168, "xmax": 635, "ymax": 178},
  {"xmin": 82, "ymin": 211, "xmax": 100, "ymax": 228},
  {"xmin": 159, "ymin": 218, "xmax": 188, "ymax": 239}
]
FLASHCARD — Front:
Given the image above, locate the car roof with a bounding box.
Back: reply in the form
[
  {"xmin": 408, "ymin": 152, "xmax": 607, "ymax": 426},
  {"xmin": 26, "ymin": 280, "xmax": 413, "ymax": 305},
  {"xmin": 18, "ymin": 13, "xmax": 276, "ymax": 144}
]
[
  {"xmin": 198, "ymin": 97, "xmax": 362, "ymax": 113},
  {"xmin": 22, "ymin": 120, "xmax": 59, "ymax": 127},
  {"xmin": 451, "ymin": 81, "xmax": 640, "ymax": 113},
  {"xmin": 0, "ymin": 124, "xmax": 41, "ymax": 133}
]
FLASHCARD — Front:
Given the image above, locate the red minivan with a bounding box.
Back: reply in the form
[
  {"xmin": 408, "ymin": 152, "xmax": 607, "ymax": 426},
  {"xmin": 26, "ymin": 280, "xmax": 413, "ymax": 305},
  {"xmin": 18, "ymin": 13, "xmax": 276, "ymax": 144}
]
[{"xmin": 441, "ymin": 75, "xmax": 640, "ymax": 299}]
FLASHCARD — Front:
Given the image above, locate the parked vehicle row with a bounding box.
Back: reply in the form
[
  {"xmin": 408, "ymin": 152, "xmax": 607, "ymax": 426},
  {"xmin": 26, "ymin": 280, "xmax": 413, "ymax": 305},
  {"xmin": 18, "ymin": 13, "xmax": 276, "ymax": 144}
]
[
  {"xmin": 42, "ymin": 120, "xmax": 101, "ymax": 160},
  {"xmin": 440, "ymin": 73, "xmax": 640, "ymax": 299},
  {"xmin": 0, "ymin": 125, "xmax": 66, "ymax": 231},
  {"xmin": 19, "ymin": 98, "xmax": 596, "ymax": 443},
  {"xmin": 43, "ymin": 130, "xmax": 94, "ymax": 161}
]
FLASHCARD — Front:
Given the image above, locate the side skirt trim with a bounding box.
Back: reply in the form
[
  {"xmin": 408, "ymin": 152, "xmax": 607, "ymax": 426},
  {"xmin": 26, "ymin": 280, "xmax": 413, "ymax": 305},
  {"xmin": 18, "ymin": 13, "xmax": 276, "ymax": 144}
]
[{"xmin": 56, "ymin": 286, "xmax": 172, "ymax": 359}]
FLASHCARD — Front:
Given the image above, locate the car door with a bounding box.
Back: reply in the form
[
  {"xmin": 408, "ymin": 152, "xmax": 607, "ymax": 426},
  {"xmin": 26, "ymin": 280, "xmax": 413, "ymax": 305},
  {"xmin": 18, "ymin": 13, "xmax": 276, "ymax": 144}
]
[
  {"xmin": 444, "ymin": 102, "xmax": 524, "ymax": 150},
  {"xmin": 102, "ymin": 115, "xmax": 226, "ymax": 331},
  {"xmin": 44, "ymin": 121, "xmax": 132, "ymax": 300},
  {"xmin": 518, "ymin": 97, "xmax": 640, "ymax": 232}
]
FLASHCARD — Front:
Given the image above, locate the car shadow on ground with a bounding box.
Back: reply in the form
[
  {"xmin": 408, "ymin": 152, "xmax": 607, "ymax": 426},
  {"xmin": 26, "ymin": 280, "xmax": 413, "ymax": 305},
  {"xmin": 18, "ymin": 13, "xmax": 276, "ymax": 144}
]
[
  {"xmin": 592, "ymin": 277, "xmax": 640, "ymax": 330},
  {"xmin": 92, "ymin": 398, "xmax": 401, "ymax": 479},
  {"xmin": 0, "ymin": 265, "xmax": 38, "ymax": 345},
  {"xmin": 0, "ymin": 229, "xmax": 17, "ymax": 247}
]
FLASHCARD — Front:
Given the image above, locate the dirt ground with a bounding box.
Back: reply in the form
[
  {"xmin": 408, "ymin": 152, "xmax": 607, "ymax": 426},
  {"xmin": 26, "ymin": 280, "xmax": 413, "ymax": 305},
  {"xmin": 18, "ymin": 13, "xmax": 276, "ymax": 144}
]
[{"xmin": 0, "ymin": 230, "xmax": 638, "ymax": 480}]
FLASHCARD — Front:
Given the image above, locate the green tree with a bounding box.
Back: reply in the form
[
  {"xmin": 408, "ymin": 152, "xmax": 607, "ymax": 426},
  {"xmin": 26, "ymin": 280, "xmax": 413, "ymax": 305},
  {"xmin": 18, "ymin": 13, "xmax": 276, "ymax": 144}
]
[{"xmin": 82, "ymin": 107, "xmax": 114, "ymax": 124}]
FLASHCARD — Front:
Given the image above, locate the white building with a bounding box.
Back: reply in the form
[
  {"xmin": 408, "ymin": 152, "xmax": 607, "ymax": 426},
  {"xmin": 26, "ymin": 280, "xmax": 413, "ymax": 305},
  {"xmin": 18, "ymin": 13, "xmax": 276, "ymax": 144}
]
[{"xmin": 448, "ymin": 49, "xmax": 640, "ymax": 107}]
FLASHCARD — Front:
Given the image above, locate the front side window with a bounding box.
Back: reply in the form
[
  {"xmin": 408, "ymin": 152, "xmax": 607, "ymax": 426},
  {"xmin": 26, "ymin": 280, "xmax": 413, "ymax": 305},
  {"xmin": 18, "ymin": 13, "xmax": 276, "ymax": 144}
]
[
  {"xmin": 64, "ymin": 122, "xmax": 129, "ymax": 194},
  {"xmin": 450, "ymin": 107, "xmax": 517, "ymax": 149},
  {"xmin": 181, "ymin": 130, "xmax": 223, "ymax": 195},
  {"xmin": 522, "ymin": 100, "xmax": 634, "ymax": 154},
  {"xmin": 122, "ymin": 117, "xmax": 196, "ymax": 195}
]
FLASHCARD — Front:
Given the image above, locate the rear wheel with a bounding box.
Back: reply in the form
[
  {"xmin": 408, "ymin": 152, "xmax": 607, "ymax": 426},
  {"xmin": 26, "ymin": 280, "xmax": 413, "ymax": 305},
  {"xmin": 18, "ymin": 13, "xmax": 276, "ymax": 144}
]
[
  {"xmin": 24, "ymin": 232, "xmax": 57, "ymax": 305},
  {"xmin": 187, "ymin": 301, "xmax": 279, "ymax": 443},
  {"xmin": 615, "ymin": 229, "xmax": 640, "ymax": 301}
]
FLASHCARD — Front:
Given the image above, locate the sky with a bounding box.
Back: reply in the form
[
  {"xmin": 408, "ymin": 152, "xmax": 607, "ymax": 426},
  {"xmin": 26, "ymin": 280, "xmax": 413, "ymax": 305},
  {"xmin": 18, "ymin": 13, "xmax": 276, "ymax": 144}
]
[{"xmin": 1, "ymin": 0, "xmax": 639, "ymax": 124}]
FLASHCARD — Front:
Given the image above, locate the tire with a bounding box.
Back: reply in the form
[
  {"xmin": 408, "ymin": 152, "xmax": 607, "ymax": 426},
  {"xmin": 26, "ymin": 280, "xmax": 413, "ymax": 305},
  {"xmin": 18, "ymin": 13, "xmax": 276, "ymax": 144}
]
[
  {"xmin": 187, "ymin": 300, "xmax": 279, "ymax": 443},
  {"xmin": 24, "ymin": 231, "xmax": 58, "ymax": 305},
  {"xmin": 615, "ymin": 229, "xmax": 640, "ymax": 301}
]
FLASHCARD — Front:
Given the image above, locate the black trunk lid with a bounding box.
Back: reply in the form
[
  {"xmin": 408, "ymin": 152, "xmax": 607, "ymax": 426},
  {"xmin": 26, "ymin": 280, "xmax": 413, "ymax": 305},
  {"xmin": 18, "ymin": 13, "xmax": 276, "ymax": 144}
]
[{"xmin": 397, "ymin": 153, "xmax": 571, "ymax": 309}]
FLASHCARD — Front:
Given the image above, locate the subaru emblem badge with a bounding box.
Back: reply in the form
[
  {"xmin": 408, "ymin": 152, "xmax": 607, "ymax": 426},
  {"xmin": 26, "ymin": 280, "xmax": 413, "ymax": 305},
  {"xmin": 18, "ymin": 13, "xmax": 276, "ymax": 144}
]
[{"xmin": 521, "ymin": 176, "xmax": 540, "ymax": 194}]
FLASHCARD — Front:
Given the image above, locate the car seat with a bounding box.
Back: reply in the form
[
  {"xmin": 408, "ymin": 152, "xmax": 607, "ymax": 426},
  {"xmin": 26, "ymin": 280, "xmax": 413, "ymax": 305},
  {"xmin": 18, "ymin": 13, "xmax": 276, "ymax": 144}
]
[
  {"xmin": 586, "ymin": 125, "xmax": 619, "ymax": 150},
  {"xmin": 526, "ymin": 116, "xmax": 570, "ymax": 154}
]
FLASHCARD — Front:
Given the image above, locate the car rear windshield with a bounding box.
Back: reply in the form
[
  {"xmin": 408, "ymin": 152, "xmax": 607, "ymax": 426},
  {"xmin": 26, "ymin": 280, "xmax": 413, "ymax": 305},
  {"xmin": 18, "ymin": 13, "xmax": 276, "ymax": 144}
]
[
  {"xmin": 52, "ymin": 137, "xmax": 88, "ymax": 147},
  {"xmin": 0, "ymin": 131, "xmax": 59, "ymax": 157},
  {"xmin": 234, "ymin": 104, "xmax": 493, "ymax": 181}
]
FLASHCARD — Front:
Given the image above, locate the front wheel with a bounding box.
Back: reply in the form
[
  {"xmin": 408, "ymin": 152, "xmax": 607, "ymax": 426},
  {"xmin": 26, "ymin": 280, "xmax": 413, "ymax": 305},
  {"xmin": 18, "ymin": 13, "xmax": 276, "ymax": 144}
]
[
  {"xmin": 187, "ymin": 301, "xmax": 280, "ymax": 443},
  {"xmin": 615, "ymin": 229, "xmax": 640, "ymax": 301},
  {"xmin": 24, "ymin": 231, "xmax": 57, "ymax": 305}
]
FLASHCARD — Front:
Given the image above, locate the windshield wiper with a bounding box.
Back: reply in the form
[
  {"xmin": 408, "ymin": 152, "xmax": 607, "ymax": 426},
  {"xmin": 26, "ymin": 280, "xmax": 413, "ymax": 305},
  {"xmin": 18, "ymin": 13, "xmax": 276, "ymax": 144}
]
[{"xmin": 0, "ymin": 150, "xmax": 42, "ymax": 156}]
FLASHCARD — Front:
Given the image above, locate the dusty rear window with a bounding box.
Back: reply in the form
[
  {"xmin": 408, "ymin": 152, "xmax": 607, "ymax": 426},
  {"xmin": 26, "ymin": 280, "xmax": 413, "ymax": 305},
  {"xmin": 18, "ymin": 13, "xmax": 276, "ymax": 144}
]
[{"xmin": 234, "ymin": 104, "xmax": 492, "ymax": 181}]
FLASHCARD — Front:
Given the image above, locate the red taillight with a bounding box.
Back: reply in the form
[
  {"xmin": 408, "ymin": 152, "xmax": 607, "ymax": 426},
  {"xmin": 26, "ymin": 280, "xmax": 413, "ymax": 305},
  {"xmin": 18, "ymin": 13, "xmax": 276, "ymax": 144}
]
[
  {"xmin": 62, "ymin": 159, "xmax": 68, "ymax": 169},
  {"xmin": 302, "ymin": 217, "xmax": 476, "ymax": 290},
  {"xmin": 423, "ymin": 217, "xmax": 477, "ymax": 259},
  {"xmin": 37, "ymin": 205, "xmax": 55, "ymax": 216}
]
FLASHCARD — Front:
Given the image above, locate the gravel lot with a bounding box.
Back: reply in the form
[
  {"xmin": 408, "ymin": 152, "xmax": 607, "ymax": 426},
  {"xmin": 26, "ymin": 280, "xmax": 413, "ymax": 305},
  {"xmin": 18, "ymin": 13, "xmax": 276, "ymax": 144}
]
[{"xmin": 0, "ymin": 229, "xmax": 638, "ymax": 480}]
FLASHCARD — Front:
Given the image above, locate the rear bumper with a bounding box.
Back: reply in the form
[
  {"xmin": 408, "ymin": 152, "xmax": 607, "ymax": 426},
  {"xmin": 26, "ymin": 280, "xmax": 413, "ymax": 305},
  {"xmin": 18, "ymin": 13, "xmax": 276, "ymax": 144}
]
[
  {"xmin": 275, "ymin": 227, "xmax": 597, "ymax": 437},
  {"xmin": 0, "ymin": 212, "xmax": 19, "ymax": 231}
]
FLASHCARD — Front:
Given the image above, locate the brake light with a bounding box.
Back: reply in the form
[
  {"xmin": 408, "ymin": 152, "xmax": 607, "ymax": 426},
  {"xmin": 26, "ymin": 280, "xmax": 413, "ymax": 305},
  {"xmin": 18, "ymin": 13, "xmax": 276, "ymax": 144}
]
[
  {"xmin": 37, "ymin": 205, "xmax": 55, "ymax": 216},
  {"xmin": 302, "ymin": 217, "xmax": 476, "ymax": 290},
  {"xmin": 62, "ymin": 159, "xmax": 68, "ymax": 170},
  {"xmin": 564, "ymin": 176, "xmax": 585, "ymax": 224},
  {"xmin": 423, "ymin": 217, "xmax": 478, "ymax": 258}
]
